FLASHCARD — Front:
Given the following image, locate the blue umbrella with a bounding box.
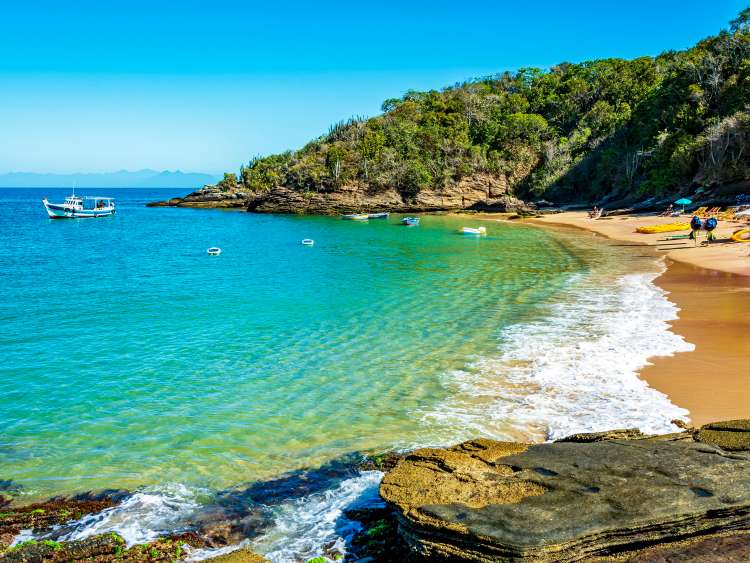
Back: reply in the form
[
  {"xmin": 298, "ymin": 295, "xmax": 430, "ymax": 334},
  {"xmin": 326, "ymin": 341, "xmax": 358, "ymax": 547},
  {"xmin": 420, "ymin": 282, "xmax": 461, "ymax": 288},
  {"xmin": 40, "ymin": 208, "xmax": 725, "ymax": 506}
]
[{"xmin": 674, "ymin": 197, "xmax": 692, "ymax": 213}]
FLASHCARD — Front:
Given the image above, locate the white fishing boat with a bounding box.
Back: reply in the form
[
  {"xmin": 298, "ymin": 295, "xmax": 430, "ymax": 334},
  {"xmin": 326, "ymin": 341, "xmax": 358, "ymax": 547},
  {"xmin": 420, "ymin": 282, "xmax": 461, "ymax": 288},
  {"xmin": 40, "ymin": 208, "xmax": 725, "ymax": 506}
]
[
  {"xmin": 341, "ymin": 213, "xmax": 369, "ymax": 221},
  {"xmin": 367, "ymin": 212, "xmax": 390, "ymax": 219},
  {"xmin": 42, "ymin": 192, "xmax": 115, "ymax": 219},
  {"xmin": 461, "ymin": 226, "xmax": 487, "ymax": 235},
  {"xmin": 207, "ymin": 247, "xmax": 222, "ymax": 255},
  {"xmin": 301, "ymin": 239, "xmax": 314, "ymax": 246}
]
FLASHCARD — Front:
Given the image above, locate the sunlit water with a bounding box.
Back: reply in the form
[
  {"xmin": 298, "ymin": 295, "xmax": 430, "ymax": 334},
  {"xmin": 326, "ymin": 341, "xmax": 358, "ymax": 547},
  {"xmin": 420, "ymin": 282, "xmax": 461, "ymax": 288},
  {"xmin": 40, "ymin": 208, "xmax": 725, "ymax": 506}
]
[{"xmin": 0, "ymin": 188, "xmax": 693, "ymax": 559}]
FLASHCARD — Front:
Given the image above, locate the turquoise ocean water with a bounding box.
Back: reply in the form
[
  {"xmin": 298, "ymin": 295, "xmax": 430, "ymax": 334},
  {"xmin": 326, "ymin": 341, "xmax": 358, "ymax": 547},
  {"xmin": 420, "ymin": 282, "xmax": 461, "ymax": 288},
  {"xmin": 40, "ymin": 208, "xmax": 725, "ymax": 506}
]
[{"xmin": 0, "ymin": 188, "xmax": 693, "ymax": 559}]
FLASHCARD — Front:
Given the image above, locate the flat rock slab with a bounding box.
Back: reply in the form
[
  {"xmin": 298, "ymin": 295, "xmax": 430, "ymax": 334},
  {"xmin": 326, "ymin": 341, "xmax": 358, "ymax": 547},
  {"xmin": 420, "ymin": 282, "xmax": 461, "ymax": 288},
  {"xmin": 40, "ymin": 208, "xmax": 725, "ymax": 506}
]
[
  {"xmin": 695, "ymin": 419, "xmax": 750, "ymax": 451},
  {"xmin": 380, "ymin": 438, "xmax": 750, "ymax": 561}
]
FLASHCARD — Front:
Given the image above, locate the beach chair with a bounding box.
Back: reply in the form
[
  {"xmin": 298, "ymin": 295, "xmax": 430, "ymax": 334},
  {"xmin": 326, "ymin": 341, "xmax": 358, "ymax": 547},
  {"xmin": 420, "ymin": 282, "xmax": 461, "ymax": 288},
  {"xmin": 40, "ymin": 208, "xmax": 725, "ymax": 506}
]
[
  {"xmin": 718, "ymin": 208, "xmax": 737, "ymax": 221},
  {"xmin": 704, "ymin": 207, "xmax": 721, "ymax": 217},
  {"xmin": 692, "ymin": 206, "xmax": 708, "ymax": 217}
]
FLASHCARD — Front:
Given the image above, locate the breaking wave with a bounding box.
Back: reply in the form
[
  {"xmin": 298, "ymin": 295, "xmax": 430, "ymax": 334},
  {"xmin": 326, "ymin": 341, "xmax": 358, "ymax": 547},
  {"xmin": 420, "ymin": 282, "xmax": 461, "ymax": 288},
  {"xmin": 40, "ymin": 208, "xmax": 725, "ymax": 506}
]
[{"xmin": 421, "ymin": 265, "xmax": 695, "ymax": 442}]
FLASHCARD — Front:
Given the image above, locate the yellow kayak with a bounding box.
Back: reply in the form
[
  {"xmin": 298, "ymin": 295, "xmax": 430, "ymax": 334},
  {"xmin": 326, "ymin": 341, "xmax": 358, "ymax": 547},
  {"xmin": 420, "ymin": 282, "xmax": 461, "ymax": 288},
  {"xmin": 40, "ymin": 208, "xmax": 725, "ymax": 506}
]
[
  {"xmin": 635, "ymin": 222, "xmax": 690, "ymax": 234},
  {"xmin": 731, "ymin": 228, "xmax": 750, "ymax": 242}
]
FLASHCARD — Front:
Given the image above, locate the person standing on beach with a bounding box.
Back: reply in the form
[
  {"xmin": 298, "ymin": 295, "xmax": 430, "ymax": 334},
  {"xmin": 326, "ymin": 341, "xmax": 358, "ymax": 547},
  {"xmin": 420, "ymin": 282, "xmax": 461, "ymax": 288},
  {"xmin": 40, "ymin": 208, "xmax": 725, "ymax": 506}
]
[{"xmin": 690, "ymin": 216, "xmax": 703, "ymax": 245}]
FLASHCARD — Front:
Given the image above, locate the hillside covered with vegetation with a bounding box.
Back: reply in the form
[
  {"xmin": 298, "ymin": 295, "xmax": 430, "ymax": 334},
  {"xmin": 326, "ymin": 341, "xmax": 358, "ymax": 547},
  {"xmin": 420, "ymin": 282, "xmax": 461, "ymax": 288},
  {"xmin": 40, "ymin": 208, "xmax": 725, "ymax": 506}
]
[{"xmin": 219, "ymin": 11, "xmax": 750, "ymax": 207}]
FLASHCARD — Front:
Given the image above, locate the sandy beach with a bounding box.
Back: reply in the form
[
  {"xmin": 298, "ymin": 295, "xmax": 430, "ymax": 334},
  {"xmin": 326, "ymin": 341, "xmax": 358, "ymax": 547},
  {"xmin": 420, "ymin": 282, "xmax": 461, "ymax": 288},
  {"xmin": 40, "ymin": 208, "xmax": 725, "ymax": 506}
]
[
  {"xmin": 532, "ymin": 210, "xmax": 750, "ymax": 277},
  {"xmin": 492, "ymin": 211, "xmax": 750, "ymax": 426}
]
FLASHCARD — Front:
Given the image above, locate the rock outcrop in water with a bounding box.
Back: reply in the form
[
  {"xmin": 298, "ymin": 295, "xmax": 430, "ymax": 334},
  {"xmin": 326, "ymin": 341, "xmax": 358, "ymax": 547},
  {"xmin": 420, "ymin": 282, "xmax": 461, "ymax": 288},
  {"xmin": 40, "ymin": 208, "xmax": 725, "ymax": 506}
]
[
  {"xmin": 146, "ymin": 185, "xmax": 252, "ymax": 209},
  {"xmin": 380, "ymin": 420, "xmax": 750, "ymax": 561},
  {"xmin": 146, "ymin": 173, "xmax": 535, "ymax": 215}
]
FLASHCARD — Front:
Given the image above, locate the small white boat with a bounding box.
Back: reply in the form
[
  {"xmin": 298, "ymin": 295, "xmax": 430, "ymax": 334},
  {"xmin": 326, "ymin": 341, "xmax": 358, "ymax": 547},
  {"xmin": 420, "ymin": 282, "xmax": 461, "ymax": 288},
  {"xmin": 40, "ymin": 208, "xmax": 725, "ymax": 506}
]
[
  {"xmin": 401, "ymin": 217, "xmax": 420, "ymax": 226},
  {"xmin": 42, "ymin": 192, "xmax": 115, "ymax": 218},
  {"xmin": 301, "ymin": 239, "xmax": 314, "ymax": 246},
  {"xmin": 342, "ymin": 213, "xmax": 369, "ymax": 221},
  {"xmin": 461, "ymin": 226, "xmax": 487, "ymax": 235},
  {"xmin": 207, "ymin": 247, "xmax": 222, "ymax": 255},
  {"xmin": 368, "ymin": 212, "xmax": 390, "ymax": 219}
]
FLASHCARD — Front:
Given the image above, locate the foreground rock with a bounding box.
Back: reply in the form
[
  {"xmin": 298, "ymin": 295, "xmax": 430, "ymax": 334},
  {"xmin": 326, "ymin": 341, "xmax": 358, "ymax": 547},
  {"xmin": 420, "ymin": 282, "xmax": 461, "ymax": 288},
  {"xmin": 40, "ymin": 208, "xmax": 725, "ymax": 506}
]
[
  {"xmin": 0, "ymin": 493, "xmax": 123, "ymax": 551},
  {"xmin": 148, "ymin": 173, "xmax": 536, "ymax": 215},
  {"xmin": 0, "ymin": 532, "xmax": 268, "ymax": 562},
  {"xmin": 381, "ymin": 425, "xmax": 750, "ymax": 561},
  {"xmin": 204, "ymin": 548, "xmax": 269, "ymax": 562},
  {"xmin": 0, "ymin": 492, "xmax": 268, "ymax": 562}
]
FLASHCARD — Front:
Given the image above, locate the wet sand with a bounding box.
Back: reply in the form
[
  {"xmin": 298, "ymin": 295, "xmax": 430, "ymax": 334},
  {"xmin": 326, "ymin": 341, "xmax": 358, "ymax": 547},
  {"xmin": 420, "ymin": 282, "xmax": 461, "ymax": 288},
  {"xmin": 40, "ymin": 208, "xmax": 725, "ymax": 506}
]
[
  {"xmin": 641, "ymin": 261, "xmax": 750, "ymax": 426},
  {"xmin": 475, "ymin": 211, "xmax": 750, "ymax": 426}
]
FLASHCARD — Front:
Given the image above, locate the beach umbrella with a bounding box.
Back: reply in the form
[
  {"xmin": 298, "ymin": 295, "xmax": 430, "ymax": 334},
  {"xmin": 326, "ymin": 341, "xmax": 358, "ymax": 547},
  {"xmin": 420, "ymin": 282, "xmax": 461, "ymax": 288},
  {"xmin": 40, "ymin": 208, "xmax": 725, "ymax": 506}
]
[{"xmin": 674, "ymin": 197, "xmax": 692, "ymax": 213}]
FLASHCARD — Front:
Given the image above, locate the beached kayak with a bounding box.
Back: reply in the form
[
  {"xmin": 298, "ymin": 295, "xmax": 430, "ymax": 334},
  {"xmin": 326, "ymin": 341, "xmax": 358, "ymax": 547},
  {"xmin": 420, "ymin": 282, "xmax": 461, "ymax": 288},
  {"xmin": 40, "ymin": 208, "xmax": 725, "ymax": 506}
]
[{"xmin": 635, "ymin": 223, "xmax": 690, "ymax": 234}]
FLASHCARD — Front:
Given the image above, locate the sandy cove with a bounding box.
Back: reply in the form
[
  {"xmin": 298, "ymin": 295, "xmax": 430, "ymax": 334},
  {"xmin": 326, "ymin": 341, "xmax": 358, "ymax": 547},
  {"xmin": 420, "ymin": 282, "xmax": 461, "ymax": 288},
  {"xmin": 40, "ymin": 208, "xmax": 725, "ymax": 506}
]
[
  {"xmin": 475, "ymin": 211, "xmax": 750, "ymax": 426},
  {"xmin": 531, "ymin": 210, "xmax": 750, "ymax": 277}
]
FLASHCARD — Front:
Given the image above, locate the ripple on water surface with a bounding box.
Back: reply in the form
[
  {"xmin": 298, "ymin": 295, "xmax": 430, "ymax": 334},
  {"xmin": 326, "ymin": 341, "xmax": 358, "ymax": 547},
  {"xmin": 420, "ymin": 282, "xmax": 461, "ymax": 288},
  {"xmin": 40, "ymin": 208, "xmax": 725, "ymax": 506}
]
[{"xmin": 1, "ymin": 189, "xmax": 694, "ymax": 559}]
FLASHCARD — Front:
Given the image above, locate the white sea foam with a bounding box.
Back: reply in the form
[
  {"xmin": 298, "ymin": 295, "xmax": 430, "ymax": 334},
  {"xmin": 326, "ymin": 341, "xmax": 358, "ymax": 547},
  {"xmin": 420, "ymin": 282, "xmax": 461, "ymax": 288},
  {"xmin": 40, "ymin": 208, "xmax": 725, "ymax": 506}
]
[
  {"xmin": 55, "ymin": 484, "xmax": 204, "ymax": 547},
  {"xmin": 252, "ymin": 470, "xmax": 384, "ymax": 563},
  {"xmin": 421, "ymin": 266, "xmax": 695, "ymax": 442}
]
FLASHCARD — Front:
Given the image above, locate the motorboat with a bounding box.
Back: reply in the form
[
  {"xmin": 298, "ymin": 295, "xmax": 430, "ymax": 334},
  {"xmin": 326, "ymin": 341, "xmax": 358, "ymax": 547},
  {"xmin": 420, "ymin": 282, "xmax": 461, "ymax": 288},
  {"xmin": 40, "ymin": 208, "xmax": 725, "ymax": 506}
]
[
  {"xmin": 461, "ymin": 226, "xmax": 487, "ymax": 235},
  {"xmin": 207, "ymin": 247, "xmax": 222, "ymax": 255},
  {"xmin": 367, "ymin": 212, "xmax": 390, "ymax": 219},
  {"xmin": 42, "ymin": 192, "xmax": 115, "ymax": 218},
  {"xmin": 301, "ymin": 239, "xmax": 315, "ymax": 246},
  {"xmin": 342, "ymin": 213, "xmax": 369, "ymax": 220},
  {"xmin": 401, "ymin": 217, "xmax": 420, "ymax": 226}
]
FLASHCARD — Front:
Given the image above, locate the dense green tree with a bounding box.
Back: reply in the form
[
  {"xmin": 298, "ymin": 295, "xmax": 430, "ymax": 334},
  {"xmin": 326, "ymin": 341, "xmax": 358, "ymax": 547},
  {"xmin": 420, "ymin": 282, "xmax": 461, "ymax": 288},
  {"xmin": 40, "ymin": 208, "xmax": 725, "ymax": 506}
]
[{"xmin": 228, "ymin": 10, "xmax": 750, "ymax": 202}]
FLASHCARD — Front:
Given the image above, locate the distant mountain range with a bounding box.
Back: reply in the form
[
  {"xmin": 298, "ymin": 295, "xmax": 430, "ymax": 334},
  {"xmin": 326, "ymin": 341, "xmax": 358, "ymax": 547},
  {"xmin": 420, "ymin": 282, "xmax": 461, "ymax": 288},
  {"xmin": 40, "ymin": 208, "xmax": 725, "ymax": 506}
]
[{"xmin": 0, "ymin": 169, "xmax": 221, "ymax": 188}]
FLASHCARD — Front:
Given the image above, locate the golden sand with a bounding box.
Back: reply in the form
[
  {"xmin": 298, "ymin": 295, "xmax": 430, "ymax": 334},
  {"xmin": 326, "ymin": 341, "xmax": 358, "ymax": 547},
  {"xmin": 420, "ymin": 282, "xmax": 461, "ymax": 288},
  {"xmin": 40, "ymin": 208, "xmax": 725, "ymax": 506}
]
[{"xmin": 641, "ymin": 260, "xmax": 750, "ymax": 426}]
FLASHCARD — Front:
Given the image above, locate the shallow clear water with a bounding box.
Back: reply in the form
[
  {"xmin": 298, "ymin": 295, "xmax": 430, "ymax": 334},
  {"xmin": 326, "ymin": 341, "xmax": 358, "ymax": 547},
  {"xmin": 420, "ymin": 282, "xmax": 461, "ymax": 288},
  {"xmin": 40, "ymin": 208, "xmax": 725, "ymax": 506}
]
[{"xmin": 1, "ymin": 188, "xmax": 693, "ymax": 559}]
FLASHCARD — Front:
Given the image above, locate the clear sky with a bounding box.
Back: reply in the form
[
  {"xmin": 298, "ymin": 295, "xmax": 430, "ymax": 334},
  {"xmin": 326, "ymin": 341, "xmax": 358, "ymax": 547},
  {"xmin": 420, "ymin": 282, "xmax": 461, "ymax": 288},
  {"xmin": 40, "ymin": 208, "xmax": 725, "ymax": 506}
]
[{"xmin": 0, "ymin": 0, "xmax": 745, "ymax": 175}]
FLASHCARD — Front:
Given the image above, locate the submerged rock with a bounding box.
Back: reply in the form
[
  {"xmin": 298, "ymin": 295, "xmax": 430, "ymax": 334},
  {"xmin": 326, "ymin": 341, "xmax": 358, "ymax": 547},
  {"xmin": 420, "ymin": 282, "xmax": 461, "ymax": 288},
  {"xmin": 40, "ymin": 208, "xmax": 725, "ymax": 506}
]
[{"xmin": 381, "ymin": 431, "xmax": 750, "ymax": 561}]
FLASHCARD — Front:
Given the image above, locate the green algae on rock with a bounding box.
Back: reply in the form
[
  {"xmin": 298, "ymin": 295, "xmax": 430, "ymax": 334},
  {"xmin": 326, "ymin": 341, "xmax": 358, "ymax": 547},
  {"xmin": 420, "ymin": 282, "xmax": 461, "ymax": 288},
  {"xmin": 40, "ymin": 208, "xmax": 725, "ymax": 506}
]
[{"xmin": 695, "ymin": 419, "xmax": 750, "ymax": 451}]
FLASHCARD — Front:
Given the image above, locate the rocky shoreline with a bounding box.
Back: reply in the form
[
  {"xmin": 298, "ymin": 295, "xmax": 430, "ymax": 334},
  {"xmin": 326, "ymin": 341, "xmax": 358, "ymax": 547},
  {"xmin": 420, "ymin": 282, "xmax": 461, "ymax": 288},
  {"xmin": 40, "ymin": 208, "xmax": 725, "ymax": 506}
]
[
  {"xmin": 145, "ymin": 174, "xmax": 535, "ymax": 215},
  {"xmin": 2, "ymin": 420, "xmax": 750, "ymax": 562},
  {"xmin": 146, "ymin": 173, "xmax": 749, "ymax": 218}
]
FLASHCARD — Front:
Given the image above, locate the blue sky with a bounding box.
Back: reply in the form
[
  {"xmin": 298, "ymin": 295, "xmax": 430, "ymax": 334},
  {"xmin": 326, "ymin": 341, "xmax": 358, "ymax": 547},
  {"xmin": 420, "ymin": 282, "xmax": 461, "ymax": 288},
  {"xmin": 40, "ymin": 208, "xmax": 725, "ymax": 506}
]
[{"xmin": 0, "ymin": 0, "xmax": 745, "ymax": 174}]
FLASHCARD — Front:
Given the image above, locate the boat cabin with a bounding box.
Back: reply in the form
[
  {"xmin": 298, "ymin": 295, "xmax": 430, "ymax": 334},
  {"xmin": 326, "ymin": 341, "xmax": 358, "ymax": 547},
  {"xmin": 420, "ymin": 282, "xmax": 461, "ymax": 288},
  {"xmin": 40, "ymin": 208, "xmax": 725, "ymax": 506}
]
[{"xmin": 85, "ymin": 197, "xmax": 115, "ymax": 210}]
